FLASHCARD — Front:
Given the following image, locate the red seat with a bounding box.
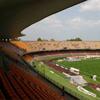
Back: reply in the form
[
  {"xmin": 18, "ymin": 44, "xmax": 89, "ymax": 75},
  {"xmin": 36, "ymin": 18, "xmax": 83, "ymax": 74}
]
[
  {"xmin": 0, "ymin": 90, "xmax": 5, "ymax": 100},
  {"xmin": 0, "ymin": 64, "xmax": 65, "ymax": 100},
  {"xmin": 0, "ymin": 69, "xmax": 19, "ymax": 99}
]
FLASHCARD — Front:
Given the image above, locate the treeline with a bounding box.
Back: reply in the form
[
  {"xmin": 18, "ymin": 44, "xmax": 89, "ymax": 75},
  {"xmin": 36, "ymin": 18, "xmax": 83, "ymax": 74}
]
[
  {"xmin": 12, "ymin": 37, "xmax": 82, "ymax": 41},
  {"xmin": 66, "ymin": 37, "xmax": 82, "ymax": 41},
  {"xmin": 37, "ymin": 37, "xmax": 82, "ymax": 41}
]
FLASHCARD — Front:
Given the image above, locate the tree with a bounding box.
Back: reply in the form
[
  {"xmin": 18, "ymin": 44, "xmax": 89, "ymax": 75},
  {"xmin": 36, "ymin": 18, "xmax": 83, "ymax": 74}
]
[
  {"xmin": 75, "ymin": 37, "xmax": 82, "ymax": 41},
  {"xmin": 50, "ymin": 38, "xmax": 55, "ymax": 41},
  {"xmin": 37, "ymin": 37, "xmax": 42, "ymax": 41},
  {"xmin": 67, "ymin": 37, "xmax": 82, "ymax": 41}
]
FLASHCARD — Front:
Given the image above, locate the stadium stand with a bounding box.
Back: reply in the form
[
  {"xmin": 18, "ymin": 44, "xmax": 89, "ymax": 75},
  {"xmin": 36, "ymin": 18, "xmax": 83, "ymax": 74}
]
[
  {"xmin": 0, "ymin": 42, "xmax": 24, "ymax": 55},
  {"xmin": 23, "ymin": 55, "xmax": 33, "ymax": 62},
  {"xmin": 0, "ymin": 41, "xmax": 66, "ymax": 100},
  {"xmin": 12, "ymin": 41, "xmax": 100, "ymax": 52},
  {"xmin": 11, "ymin": 41, "xmax": 32, "ymax": 53},
  {"xmin": 0, "ymin": 57, "xmax": 64, "ymax": 100},
  {"xmin": 1, "ymin": 33, "xmax": 100, "ymax": 100}
]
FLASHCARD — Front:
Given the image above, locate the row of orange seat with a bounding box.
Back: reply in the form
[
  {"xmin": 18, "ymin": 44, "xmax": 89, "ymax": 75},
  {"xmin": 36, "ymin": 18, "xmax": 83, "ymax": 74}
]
[
  {"xmin": 23, "ymin": 55, "xmax": 33, "ymax": 62},
  {"xmin": 0, "ymin": 64, "xmax": 65, "ymax": 100},
  {"xmin": 0, "ymin": 42, "xmax": 25, "ymax": 56}
]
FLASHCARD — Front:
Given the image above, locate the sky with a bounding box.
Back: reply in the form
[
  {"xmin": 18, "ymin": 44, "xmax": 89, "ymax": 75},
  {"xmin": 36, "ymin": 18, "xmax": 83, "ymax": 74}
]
[{"xmin": 21, "ymin": 0, "xmax": 100, "ymax": 41}]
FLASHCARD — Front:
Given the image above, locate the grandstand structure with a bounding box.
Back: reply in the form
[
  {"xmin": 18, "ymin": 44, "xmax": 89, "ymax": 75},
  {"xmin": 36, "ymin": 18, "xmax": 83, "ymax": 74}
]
[
  {"xmin": 12, "ymin": 41, "xmax": 100, "ymax": 52},
  {"xmin": 0, "ymin": 41, "xmax": 68, "ymax": 100},
  {"xmin": 1, "ymin": 41, "xmax": 99, "ymax": 100}
]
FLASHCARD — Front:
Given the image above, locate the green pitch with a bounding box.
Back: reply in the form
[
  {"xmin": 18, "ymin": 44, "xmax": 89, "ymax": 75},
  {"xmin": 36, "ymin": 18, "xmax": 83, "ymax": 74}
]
[
  {"xmin": 32, "ymin": 61, "xmax": 99, "ymax": 100},
  {"xmin": 56, "ymin": 58, "xmax": 100, "ymax": 82}
]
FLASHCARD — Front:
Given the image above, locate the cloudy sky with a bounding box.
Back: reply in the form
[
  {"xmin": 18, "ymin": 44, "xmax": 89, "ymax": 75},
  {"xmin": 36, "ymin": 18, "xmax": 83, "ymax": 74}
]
[{"xmin": 21, "ymin": 0, "xmax": 100, "ymax": 41}]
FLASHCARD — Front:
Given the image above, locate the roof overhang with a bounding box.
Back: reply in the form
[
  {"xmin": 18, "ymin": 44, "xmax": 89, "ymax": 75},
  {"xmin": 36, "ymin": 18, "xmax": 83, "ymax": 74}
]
[
  {"xmin": 0, "ymin": 33, "xmax": 24, "ymax": 39},
  {"xmin": 0, "ymin": 0, "xmax": 87, "ymax": 38}
]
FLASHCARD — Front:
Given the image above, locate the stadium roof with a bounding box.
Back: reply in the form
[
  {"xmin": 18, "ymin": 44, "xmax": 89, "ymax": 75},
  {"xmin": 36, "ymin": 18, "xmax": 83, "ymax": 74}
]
[
  {"xmin": 0, "ymin": 0, "xmax": 87, "ymax": 39},
  {"xmin": 0, "ymin": 33, "xmax": 24, "ymax": 39}
]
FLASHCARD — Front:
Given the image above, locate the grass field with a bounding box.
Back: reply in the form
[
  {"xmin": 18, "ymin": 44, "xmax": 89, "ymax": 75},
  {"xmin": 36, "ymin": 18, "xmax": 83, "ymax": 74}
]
[
  {"xmin": 31, "ymin": 60, "xmax": 100, "ymax": 100},
  {"xmin": 56, "ymin": 58, "xmax": 100, "ymax": 82},
  {"xmin": 84, "ymin": 86, "xmax": 100, "ymax": 98}
]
